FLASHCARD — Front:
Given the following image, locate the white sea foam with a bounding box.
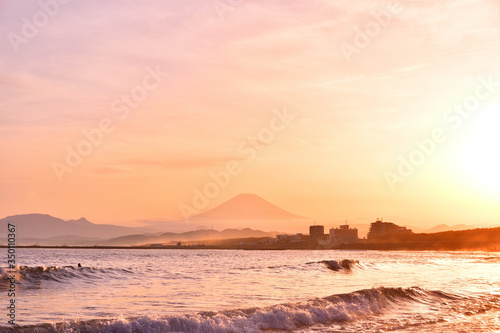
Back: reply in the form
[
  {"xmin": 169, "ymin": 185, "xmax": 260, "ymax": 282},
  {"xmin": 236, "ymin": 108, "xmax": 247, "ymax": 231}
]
[{"xmin": 4, "ymin": 286, "xmax": 489, "ymax": 333}]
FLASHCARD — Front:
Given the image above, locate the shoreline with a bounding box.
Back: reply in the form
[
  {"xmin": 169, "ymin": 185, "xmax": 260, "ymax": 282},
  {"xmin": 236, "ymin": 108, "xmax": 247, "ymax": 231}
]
[{"xmin": 1, "ymin": 244, "xmax": 498, "ymax": 251}]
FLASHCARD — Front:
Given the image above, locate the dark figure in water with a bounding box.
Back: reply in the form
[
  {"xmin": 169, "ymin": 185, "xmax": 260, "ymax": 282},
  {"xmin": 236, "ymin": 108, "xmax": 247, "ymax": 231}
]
[{"xmin": 77, "ymin": 263, "xmax": 82, "ymax": 268}]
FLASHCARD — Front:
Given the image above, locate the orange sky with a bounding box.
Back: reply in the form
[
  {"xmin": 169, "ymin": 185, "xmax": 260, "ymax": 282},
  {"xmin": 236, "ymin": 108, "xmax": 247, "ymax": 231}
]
[{"xmin": 1, "ymin": 0, "xmax": 500, "ymax": 231}]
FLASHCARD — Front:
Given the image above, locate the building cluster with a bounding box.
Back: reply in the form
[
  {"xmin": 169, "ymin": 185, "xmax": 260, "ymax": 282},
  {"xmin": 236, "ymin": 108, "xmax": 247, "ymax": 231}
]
[
  {"xmin": 273, "ymin": 219, "xmax": 412, "ymax": 248},
  {"xmin": 274, "ymin": 222, "xmax": 359, "ymax": 248},
  {"xmin": 367, "ymin": 219, "xmax": 412, "ymax": 238}
]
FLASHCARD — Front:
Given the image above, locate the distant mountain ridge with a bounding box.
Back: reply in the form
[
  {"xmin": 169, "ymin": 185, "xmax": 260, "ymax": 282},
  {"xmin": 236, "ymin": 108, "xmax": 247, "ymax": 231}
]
[
  {"xmin": 0, "ymin": 194, "xmax": 308, "ymax": 245},
  {"xmin": 0, "ymin": 214, "xmax": 159, "ymax": 239}
]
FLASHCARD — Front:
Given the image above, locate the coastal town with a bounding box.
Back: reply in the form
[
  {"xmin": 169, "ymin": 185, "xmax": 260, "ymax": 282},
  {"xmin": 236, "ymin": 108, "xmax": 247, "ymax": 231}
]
[
  {"xmin": 168, "ymin": 219, "xmax": 498, "ymax": 251},
  {"xmin": 259, "ymin": 219, "xmax": 413, "ymax": 249},
  {"xmin": 276, "ymin": 220, "xmax": 407, "ymax": 247},
  {"xmin": 168, "ymin": 219, "xmax": 415, "ymax": 250}
]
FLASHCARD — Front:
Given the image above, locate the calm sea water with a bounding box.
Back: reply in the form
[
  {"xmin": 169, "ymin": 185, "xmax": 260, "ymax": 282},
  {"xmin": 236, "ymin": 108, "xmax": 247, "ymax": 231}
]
[{"xmin": 1, "ymin": 249, "xmax": 500, "ymax": 332}]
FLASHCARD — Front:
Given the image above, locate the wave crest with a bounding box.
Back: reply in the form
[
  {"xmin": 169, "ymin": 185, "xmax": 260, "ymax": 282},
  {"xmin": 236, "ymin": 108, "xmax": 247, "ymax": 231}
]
[
  {"xmin": 9, "ymin": 286, "xmax": 472, "ymax": 333},
  {"xmin": 0, "ymin": 265, "xmax": 133, "ymax": 286},
  {"xmin": 307, "ymin": 259, "xmax": 367, "ymax": 272}
]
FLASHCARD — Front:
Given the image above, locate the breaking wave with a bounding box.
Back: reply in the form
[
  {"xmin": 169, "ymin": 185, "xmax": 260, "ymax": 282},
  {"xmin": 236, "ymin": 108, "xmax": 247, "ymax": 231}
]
[
  {"xmin": 0, "ymin": 265, "xmax": 133, "ymax": 287},
  {"xmin": 234, "ymin": 259, "xmax": 369, "ymax": 273},
  {"xmin": 307, "ymin": 259, "xmax": 368, "ymax": 272},
  {"xmin": 3, "ymin": 286, "xmax": 495, "ymax": 333}
]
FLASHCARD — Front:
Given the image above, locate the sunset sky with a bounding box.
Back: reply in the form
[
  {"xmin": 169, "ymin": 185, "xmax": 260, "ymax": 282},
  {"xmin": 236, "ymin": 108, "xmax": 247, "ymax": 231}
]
[{"xmin": 1, "ymin": 0, "xmax": 500, "ymax": 230}]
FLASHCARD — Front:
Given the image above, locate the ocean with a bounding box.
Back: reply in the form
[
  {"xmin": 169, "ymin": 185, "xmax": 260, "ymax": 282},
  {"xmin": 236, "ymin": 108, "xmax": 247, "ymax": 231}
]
[{"xmin": 1, "ymin": 249, "xmax": 500, "ymax": 332}]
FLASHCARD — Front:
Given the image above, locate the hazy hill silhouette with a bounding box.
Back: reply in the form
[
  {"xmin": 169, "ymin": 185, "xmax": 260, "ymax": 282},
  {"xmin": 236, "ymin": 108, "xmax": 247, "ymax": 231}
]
[
  {"xmin": 425, "ymin": 224, "xmax": 473, "ymax": 233},
  {"xmin": 0, "ymin": 214, "xmax": 159, "ymax": 239},
  {"xmin": 103, "ymin": 228, "xmax": 276, "ymax": 246}
]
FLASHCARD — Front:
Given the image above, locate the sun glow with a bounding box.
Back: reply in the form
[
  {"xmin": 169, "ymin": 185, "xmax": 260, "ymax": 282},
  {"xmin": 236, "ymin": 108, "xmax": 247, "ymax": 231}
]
[{"xmin": 458, "ymin": 103, "xmax": 500, "ymax": 196}]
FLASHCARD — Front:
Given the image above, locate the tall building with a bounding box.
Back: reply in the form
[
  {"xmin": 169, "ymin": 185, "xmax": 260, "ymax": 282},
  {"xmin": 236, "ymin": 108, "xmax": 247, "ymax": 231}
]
[
  {"xmin": 367, "ymin": 220, "xmax": 412, "ymax": 239},
  {"xmin": 309, "ymin": 225, "xmax": 325, "ymax": 239},
  {"xmin": 329, "ymin": 224, "xmax": 358, "ymax": 243}
]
